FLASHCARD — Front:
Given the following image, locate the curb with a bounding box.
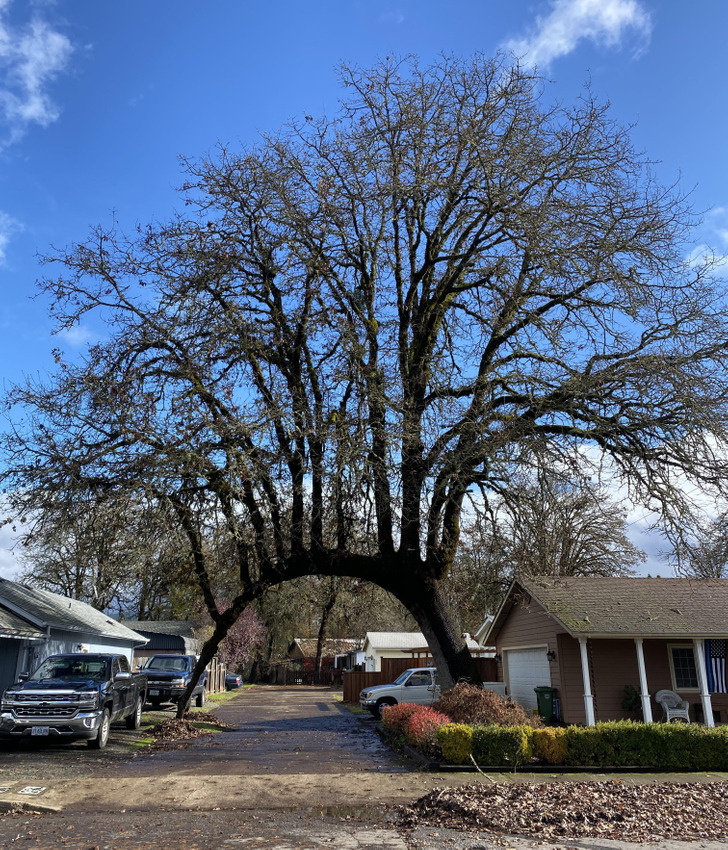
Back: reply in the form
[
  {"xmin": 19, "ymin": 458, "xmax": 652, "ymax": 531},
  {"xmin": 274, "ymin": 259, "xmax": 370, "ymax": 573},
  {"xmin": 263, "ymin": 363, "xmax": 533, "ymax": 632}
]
[{"xmin": 0, "ymin": 798, "xmax": 62, "ymax": 813}]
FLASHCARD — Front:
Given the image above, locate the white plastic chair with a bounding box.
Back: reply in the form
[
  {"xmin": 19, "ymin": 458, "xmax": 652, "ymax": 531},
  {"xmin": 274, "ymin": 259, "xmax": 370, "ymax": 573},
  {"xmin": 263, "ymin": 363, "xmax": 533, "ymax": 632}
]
[{"xmin": 655, "ymin": 689, "xmax": 691, "ymax": 723}]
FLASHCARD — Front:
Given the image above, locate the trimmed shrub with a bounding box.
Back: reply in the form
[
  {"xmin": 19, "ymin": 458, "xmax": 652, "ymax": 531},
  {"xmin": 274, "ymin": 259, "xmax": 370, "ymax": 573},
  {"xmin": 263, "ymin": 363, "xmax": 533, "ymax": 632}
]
[
  {"xmin": 435, "ymin": 683, "xmax": 543, "ymax": 728},
  {"xmin": 436, "ymin": 723, "xmax": 474, "ymax": 764},
  {"xmin": 403, "ymin": 706, "xmax": 451, "ymax": 756},
  {"xmin": 532, "ymin": 727, "xmax": 567, "ymax": 765},
  {"xmin": 380, "ymin": 702, "xmax": 419, "ymax": 736},
  {"xmin": 559, "ymin": 721, "xmax": 728, "ymax": 770},
  {"xmin": 471, "ymin": 724, "xmax": 533, "ymax": 767}
]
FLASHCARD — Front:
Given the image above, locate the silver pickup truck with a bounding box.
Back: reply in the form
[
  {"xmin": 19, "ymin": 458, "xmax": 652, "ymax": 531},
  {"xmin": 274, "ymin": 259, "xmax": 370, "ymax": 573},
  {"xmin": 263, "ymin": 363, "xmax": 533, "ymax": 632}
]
[
  {"xmin": 360, "ymin": 667, "xmax": 440, "ymax": 718},
  {"xmin": 0, "ymin": 653, "xmax": 147, "ymax": 749},
  {"xmin": 360, "ymin": 667, "xmax": 508, "ymax": 719}
]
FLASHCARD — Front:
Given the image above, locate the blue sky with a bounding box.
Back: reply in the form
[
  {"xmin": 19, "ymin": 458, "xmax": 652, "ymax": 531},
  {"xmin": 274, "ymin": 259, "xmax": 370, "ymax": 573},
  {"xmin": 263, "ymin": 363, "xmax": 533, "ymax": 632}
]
[{"xmin": 0, "ymin": 0, "xmax": 726, "ymax": 577}]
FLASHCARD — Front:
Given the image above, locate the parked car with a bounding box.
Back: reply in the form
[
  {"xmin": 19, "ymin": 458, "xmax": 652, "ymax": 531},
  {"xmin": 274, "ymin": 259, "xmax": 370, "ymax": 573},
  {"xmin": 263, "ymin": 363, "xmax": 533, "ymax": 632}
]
[
  {"xmin": 225, "ymin": 672, "xmax": 243, "ymax": 690},
  {"xmin": 360, "ymin": 667, "xmax": 440, "ymax": 718},
  {"xmin": 142, "ymin": 654, "xmax": 207, "ymax": 708},
  {"xmin": 0, "ymin": 653, "xmax": 147, "ymax": 749}
]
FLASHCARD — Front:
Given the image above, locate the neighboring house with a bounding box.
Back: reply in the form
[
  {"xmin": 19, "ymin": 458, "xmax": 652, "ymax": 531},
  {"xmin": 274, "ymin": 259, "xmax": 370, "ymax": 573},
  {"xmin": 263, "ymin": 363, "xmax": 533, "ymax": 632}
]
[
  {"xmin": 287, "ymin": 638, "xmax": 361, "ymax": 670},
  {"xmin": 474, "ymin": 614, "xmax": 494, "ymax": 646},
  {"xmin": 485, "ymin": 576, "xmax": 728, "ymax": 727},
  {"xmin": 121, "ymin": 621, "xmax": 201, "ymax": 669},
  {"xmin": 0, "ymin": 579, "xmax": 148, "ymax": 697},
  {"xmin": 335, "ymin": 648, "xmax": 366, "ymax": 671},
  {"xmin": 362, "ymin": 631, "xmax": 489, "ymax": 672}
]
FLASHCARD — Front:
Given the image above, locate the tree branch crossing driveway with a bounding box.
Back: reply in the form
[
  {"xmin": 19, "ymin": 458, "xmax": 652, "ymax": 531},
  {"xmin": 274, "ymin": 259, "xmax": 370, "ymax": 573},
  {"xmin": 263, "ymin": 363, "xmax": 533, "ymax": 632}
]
[{"xmin": 2, "ymin": 687, "xmax": 727, "ymax": 849}]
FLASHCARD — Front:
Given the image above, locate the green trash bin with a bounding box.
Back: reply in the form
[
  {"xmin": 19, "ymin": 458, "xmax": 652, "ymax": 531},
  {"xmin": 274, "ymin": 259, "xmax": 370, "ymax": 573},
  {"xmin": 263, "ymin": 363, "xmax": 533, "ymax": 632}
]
[{"xmin": 534, "ymin": 686, "xmax": 557, "ymax": 722}]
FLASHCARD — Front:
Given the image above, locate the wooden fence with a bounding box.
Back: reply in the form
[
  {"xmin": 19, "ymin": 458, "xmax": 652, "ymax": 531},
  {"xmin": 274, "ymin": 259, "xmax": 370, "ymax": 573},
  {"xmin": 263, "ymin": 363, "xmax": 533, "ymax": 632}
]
[
  {"xmin": 342, "ymin": 656, "xmax": 499, "ymax": 703},
  {"xmin": 207, "ymin": 656, "xmax": 226, "ymax": 694},
  {"xmin": 266, "ymin": 664, "xmax": 344, "ymax": 687}
]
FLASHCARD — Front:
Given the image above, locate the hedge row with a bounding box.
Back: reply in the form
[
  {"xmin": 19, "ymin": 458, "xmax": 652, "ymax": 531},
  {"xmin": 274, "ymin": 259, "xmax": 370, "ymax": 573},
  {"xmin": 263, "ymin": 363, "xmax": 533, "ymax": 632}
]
[{"xmin": 436, "ymin": 720, "xmax": 728, "ymax": 770}]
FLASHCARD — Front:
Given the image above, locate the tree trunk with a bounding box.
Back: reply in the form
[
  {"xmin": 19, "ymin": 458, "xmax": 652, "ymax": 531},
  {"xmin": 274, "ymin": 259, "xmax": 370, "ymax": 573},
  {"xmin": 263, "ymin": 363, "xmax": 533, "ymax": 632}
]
[
  {"xmin": 314, "ymin": 582, "xmax": 338, "ymax": 675},
  {"xmin": 176, "ymin": 601, "xmax": 251, "ymax": 718},
  {"xmin": 393, "ymin": 577, "xmax": 481, "ymax": 691}
]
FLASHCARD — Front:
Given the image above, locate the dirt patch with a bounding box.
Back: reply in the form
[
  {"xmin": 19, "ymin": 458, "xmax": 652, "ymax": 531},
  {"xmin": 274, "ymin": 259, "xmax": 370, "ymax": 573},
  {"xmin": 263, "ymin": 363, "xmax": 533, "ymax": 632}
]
[{"xmin": 396, "ymin": 779, "xmax": 728, "ymax": 843}]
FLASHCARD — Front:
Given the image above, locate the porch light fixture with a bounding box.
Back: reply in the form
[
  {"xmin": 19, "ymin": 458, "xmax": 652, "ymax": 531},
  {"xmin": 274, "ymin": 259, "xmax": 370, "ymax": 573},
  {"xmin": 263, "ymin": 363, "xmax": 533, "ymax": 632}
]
[{"xmin": 546, "ymin": 650, "xmax": 557, "ymax": 662}]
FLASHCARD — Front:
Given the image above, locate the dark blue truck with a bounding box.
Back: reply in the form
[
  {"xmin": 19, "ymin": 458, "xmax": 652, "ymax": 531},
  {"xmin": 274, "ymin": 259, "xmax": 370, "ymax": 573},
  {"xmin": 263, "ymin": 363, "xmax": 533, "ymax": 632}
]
[
  {"xmin": 142, "ymin": 654, "xmax": 207, "ymax": 708},
  {"xmin": 0, "ymin": 653, "xmax": 147, "ymax": 749}
]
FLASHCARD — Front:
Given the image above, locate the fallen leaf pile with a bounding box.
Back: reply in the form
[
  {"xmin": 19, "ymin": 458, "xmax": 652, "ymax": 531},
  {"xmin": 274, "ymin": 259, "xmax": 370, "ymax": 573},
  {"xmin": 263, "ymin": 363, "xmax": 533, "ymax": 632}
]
[
  {"xmin": 149, "ymin": 712, "xmax": 233, "ymax": 749},
  {"xmin": 184, "ymin": 711, "xmax": 234, "ymax": 728},
  {"xmin": 395, "ymin": 780, "xmax": 728, "ymax": 842}
]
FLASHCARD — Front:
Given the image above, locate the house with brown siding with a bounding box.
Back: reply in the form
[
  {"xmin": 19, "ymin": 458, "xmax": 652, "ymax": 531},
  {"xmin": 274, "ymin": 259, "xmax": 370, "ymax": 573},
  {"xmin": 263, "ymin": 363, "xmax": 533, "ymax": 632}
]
[{"xmin": 485, "ymin": 576, "xmax": 728, "ymax": 727}]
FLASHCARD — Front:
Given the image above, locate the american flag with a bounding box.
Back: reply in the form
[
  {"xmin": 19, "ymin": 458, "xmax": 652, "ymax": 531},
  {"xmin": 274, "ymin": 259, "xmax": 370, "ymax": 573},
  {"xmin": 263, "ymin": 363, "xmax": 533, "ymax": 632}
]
[{"xmin": 706, "ymin": 640, "xmax": 727, "ymax": 694}]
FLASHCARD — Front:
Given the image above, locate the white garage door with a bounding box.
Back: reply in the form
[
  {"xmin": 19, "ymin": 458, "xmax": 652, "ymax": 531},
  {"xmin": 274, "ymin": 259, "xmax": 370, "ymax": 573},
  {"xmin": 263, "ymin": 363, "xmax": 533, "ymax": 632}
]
[{"xmin": 504, "ymin": 648, "xmax": 551, "ymax": 712}]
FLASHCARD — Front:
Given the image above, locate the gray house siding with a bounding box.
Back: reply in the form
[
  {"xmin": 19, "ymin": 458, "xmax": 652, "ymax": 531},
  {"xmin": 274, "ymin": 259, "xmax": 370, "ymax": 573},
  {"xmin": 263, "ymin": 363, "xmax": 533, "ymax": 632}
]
[
  {"xmin": 0, "ymin": 639, "xmax": 21, "ymax": 696},
  {"xmin": 38, "ymin": 629, "xmax": 139, "ymax": 668}
]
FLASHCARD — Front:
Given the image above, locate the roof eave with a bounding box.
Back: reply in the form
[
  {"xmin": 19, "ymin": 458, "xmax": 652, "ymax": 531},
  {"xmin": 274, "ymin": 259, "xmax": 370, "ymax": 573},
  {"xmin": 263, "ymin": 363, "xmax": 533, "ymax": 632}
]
[{"xmin": 0, "ymin": 597, "xmax": 47, "ymax": 630}]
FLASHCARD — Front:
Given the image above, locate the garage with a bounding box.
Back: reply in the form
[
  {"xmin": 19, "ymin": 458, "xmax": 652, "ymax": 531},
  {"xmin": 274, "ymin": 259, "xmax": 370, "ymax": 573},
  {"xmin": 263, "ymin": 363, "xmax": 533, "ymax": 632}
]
[{"xmin": 504, "ymin": 647, "xmax": 551, "ymax": 712}]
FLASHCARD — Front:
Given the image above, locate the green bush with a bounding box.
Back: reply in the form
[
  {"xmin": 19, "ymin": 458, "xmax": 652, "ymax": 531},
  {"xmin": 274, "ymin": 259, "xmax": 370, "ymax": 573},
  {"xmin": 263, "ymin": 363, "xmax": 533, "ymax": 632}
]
[
  {"xmin": 532, "ymin": 727, "xmax": 567, "ymax": 765},
  {"xmin": 559, "ymin": 721, "xmax": 728, "ymax": 770},
  {"xmin": 436, "ymin": 723, "xmax": 474, "ymax": 764},
  {"xmin": 471, "ymin": 724, "xmax": 533, "ymax": 767}
]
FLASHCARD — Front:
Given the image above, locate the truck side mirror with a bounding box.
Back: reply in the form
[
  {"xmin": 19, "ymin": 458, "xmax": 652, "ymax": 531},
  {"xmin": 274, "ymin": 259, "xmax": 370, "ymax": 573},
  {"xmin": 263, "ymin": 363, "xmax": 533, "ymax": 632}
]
[{"xmin": 115, "ymin": 671, "xmax": 132, "ymax": 681}]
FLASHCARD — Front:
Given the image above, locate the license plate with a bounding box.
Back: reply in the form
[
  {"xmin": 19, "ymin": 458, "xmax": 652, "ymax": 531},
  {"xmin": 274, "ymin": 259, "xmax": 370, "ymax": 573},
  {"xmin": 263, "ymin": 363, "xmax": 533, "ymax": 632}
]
[
  {"xmin": 31, "ymin": 726, "xmax": 49, "ymax": 736},
  {"xmin": 149, "ymin": 689, "xmax": 159, "ymax": 695}
]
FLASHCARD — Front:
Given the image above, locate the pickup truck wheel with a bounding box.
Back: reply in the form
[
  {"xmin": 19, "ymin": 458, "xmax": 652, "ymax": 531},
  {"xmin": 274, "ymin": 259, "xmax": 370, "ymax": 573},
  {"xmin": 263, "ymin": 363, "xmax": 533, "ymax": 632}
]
[
  {"xmin": 88, "ymin": 708, "xmax": 111, "ymax": 749},
  {"xmin": 376, "ymin": 698, "xmax": 396, "ymax": 719},
  {"xmin": 195, "ymin": 687, "xmax": 206, "ymax": 708},
  {"xmin": 125, "ymin": 695, "xmax": 143, "ymax": 730}
]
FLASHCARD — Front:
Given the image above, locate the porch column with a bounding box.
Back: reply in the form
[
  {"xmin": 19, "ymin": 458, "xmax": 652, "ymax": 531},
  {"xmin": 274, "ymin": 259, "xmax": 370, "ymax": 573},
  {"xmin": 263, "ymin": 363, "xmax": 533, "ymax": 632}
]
[
  {"xmin": 694, "ymin": 638, "xmax": 714, "ymax": 727},
  {"xmin": 579, "ymin": 638, "xmax": 595, "ymax": 726},
  {"xmin": 633, "ymin": 638, "xmax": 653, "ymax": 723}
]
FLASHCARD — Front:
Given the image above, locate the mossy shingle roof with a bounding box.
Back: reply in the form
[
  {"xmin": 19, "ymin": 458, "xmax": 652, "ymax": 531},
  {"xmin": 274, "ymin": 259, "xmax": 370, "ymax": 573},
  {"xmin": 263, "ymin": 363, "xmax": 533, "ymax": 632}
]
[
  {"xmin": 490, "ymin": 576, "xmax": 728, "ymax": 639},
  {"xmin": 0, "ymin": 579, "xmax": 147, "ymax": 644}
]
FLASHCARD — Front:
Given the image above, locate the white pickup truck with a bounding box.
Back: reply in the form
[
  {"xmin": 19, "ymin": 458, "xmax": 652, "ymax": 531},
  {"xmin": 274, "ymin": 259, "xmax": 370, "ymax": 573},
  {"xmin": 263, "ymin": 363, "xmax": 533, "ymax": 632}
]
[
  {"xmin": 360, "ymin": 667, "xmax": 440, "ymax": 718},
  {"xmin": 359, "ymin": 667, "xmax": 508, "ymax": 718}
]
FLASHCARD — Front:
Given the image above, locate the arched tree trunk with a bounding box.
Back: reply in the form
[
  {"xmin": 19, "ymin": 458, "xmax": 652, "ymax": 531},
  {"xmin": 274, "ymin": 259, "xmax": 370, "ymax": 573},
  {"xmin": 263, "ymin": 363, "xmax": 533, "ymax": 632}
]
[{"xmin": 392, "ymin": 577, "xmax": 481, "ymax": 690}]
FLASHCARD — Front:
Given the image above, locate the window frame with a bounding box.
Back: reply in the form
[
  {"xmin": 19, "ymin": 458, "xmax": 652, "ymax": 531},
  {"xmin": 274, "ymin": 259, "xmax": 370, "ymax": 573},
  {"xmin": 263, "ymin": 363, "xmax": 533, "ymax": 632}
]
[{"xmin": 667, "ymin": 643, "xmax": 700, "ymax": 692}]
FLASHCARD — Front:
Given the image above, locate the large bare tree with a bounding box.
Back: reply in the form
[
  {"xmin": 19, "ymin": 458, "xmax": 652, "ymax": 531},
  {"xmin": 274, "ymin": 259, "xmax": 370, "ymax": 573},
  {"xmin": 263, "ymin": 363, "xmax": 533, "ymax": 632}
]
[{"xmin": 4, "ymin": 54, "xmax": 728, "ymax": 704}]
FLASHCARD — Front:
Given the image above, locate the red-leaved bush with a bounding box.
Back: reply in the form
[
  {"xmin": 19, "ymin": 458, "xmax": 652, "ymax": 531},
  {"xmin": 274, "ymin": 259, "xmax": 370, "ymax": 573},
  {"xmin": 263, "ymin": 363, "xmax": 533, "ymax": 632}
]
[
  {"xmin": 380, "ymin": 702, "xmax": 419, "ymax": 736},
  {"xmin": 404, "ymin": 706, "xmax": 451, "ymax": 755}
]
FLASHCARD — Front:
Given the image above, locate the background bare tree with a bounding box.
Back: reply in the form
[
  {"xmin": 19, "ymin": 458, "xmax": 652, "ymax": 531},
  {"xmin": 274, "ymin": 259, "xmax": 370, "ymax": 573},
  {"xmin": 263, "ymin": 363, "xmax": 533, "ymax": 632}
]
[
  {"xmin": 672, "ymin": 511, "xmax": 728, "ymax": 578},
  {"xmin": 14, "ymin": 491, "xmax": 190, "ymax": 618},
  {"xmin": 499, "ymin": 468, "xmax": 644, "ymax": 579},
  {"xmin": 446, "ymin": 467, "xmax": 644, "ymax": 631},
  {"xmin": 4, "ymin": 54, "xmax": 728, "ymax": 704}
]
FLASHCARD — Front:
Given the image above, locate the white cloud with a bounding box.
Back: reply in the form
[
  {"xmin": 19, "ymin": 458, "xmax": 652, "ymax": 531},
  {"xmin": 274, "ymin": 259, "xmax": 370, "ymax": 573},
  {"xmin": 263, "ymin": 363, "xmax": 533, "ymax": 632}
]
[
  {"xmin": 0, "ymin": 512, "xmax": 22, "ymax": 581},
  {"xmin": 379, "ymin": 10, "xmax": 405, "ymax": 25},
  {"xmin": 504, "ymin": 0, "xmax": 652, "ymax": 69},
  {"xmin": 57, "ymin": 322, "xmax": 96, "ymax": 348},
  {"xmin": 0, "ymin": 208, "xmax": 21, "ymax": 262},
  {"xmin": 0, "ymin": 0, "xmax": 73, "ymax": 147}
]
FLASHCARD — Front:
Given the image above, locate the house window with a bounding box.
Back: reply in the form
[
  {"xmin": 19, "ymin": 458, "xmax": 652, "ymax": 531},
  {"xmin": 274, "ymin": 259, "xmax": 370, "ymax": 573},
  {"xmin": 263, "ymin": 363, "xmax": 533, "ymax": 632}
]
[{"xmin": 668, "ymin": 645, "xmax": 699, "ymax": 691}]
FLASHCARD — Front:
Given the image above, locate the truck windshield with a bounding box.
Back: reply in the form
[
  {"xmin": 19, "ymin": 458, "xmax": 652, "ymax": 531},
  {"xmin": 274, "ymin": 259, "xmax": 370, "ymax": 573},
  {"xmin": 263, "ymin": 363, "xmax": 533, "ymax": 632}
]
[
  {"xmin": 32, "ymin": 655, "xmax": 111, "ymax": 682},
  {"xmin": 145, "ymin": 657, "xmax": 189, "ymax": 672},
  {"xmin": 393, "ymin": 670, "xmax": 415, "ymax": 685}
]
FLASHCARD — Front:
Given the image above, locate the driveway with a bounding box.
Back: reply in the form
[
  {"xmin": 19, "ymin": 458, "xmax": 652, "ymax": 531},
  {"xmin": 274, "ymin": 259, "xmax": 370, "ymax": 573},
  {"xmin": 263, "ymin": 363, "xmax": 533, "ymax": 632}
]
[{"xmin": 117, "ymin": 685, "xmax": 410, "ymax": 777}]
